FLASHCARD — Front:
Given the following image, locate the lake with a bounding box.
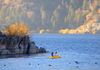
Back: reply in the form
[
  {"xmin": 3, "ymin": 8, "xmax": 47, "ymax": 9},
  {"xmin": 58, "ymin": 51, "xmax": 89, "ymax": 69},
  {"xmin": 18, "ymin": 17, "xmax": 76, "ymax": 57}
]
[{"xmin": 0, "ymin": 34, "xmax": 100, "ymax": 70}]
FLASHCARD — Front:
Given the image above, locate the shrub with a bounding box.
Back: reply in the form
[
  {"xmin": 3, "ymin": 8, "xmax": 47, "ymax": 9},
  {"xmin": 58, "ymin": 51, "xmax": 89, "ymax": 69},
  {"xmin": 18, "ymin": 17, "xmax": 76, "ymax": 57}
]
[{"xmin": 4, "ymin": 22, "xmax": 29, "ymax": 36}]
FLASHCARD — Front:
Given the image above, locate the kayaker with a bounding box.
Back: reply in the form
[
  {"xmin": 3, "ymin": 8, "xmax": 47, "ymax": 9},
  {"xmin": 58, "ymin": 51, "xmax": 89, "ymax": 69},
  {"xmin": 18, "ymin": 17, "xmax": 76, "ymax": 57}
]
[
  {"xmin": 49, "ymin": 52, "xmax": 61, "ymax": 59},
  {"xmin": 55, "ymin": 52, "xmax": 57, "ymax": 54},
  {"xmin": 55, "ymin": 52, "xmax": 58, "ymax": 56},
  {"xmin": 51, "ymin": 52, "xmax": 54, "ymax": 56}
]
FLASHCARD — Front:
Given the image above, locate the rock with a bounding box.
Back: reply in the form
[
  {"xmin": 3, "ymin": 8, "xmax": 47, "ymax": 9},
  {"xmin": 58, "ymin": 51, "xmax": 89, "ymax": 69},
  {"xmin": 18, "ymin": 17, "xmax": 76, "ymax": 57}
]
[
  {"xmin": 6, "ymin": 46, "xmax": 16, "ymax": 55},
  {"xmin": 38, "ymin": 64, "xmax": 40, "ymax": 65},
  {"xmin": 0, "ymin": 45, "xmax": 6, "ymax": 50},
  {"xmin": 39, "ymin": 47, "xmax": 46, "ymax": 53},
  {"xmin": 0, "ymin": 45, "xmax": 6, "ymax": 55},
  {"xmin": 48, "ymin": 64, "xmax": 52, "ymax": 66},
  {"xmin": 69, "ymin": 62, "xmax": 71, "ymax": 64},
  {"xmin": 0, "ymin": 33, "xmax": 46, "ymax": 56},
  {"xmin": 15, "ymin": 45, "xmax": 23, "ymax": 54},
  {"xmin": 21, "ymin": 36, "xmax": 30, "ymax": 54},
  {"xmin": 75, "ymin": 61, "xmax": 79, "ymax": 64},
  {"xmin": 4, "ymin": 64, "xmax": 6, "ymax": 66},
  {"xmin": 0, "ymin": 49, "xmax": 11, "ymax": 55},
  {"xmin": 28, "ymin": 63, "xmax": 31, "ymax": 65},
  {"xmin": 95, "ymin": 62, "xmax": 98, "ymax": 64},
  {"xmin": 29, "ymin": 43, "xmax": 39, "ymax": 54},
  {"xmin": 26, "ymin": 42, "xmax": 47, "ymax": 54}
]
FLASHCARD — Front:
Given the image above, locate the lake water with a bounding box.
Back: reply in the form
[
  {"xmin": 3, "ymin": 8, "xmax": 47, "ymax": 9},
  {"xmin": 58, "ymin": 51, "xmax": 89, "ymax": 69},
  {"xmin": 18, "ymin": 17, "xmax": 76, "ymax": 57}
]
[
  {"xmin": 32, "ymin": 34, "xmax": 100, "ymax": 54},
  {"xmin": 0, "ymin": 34, "xmax": 100, "ymax": 70}
]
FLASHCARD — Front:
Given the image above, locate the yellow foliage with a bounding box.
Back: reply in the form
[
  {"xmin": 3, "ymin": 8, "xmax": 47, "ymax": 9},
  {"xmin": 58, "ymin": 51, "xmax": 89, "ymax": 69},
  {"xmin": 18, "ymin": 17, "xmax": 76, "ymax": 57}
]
[{"xmin": 4, "ymin": 22, "xmax": 29, "ymax": 36}]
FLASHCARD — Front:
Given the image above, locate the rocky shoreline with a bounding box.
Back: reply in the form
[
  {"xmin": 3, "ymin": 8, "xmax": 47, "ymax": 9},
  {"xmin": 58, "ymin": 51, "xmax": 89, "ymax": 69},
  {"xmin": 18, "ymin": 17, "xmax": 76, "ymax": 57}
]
[{"xmin": 0, "ymin": 32, "xmax": 46, "ymax": 56}]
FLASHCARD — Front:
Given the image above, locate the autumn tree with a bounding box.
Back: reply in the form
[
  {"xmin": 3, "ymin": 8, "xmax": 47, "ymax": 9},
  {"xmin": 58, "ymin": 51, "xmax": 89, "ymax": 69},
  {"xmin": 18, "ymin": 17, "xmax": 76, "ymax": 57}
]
[{"xmin": 4, "ymin": 22, "xmax": 29, "ymax": 36}]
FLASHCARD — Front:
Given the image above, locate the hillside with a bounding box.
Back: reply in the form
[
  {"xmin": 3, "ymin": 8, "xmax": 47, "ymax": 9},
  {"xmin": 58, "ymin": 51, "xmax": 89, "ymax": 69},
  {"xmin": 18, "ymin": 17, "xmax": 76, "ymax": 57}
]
[{"xmin": 0, "ymin": 0, "xmax": 100, "ymax": 34}]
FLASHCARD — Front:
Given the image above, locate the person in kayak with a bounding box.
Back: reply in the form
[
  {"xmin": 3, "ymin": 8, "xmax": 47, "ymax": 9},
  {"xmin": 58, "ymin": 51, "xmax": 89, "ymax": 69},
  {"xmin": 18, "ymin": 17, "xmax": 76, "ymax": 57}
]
[
  {"xmin": 55, "ymin": 52, "xmax": 57, "ymax": 55},
  {"xmin": 51, "ymin": 52, "xmax": 54, "ymax": 57},
  {"xmin": 49, "ymin": 52, "xmax": 61, "ymax": 59},
  {"xmin": 51, "ymin": 52, "xmax": 58, "ymax": 57}
]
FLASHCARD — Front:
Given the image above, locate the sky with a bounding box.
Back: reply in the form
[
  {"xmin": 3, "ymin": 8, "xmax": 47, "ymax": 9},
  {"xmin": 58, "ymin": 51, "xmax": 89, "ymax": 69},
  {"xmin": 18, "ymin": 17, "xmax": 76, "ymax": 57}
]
[{"xmin": 0, "ymin": 0, "xmax": 100, "ymax": 34}]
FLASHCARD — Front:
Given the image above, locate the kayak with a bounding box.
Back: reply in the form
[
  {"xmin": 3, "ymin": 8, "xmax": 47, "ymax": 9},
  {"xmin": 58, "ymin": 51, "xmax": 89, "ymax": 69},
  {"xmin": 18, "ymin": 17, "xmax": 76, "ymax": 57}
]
[{"xmin": 48, "ymin": 55, "xmax": 61, "ymax": 59}]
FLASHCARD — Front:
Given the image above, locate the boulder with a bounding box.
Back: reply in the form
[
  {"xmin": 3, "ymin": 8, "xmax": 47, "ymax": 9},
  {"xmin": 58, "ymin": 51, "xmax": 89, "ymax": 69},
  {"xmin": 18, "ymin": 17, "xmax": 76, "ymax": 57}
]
[
  {"xmin": 0, "ymin": 34, "xmax": 46, "ymax": 56},
  {"xmin": 39, "ymin": 47, "xmax": 46, "ymax": 53},
  {"xmin": 27, "ymin": 42, "xmax": 39, "ymax": 54},
  {"xmin": 0, "ymin": 45, "xmax": 6, "ymax": 50},
  {"xmin": 0, "ymin": 49, "xmax": 11, "ymax": 55},
  {"xmin": 15, "ymin": 44, "xmax": 24, "ymax": 54}
]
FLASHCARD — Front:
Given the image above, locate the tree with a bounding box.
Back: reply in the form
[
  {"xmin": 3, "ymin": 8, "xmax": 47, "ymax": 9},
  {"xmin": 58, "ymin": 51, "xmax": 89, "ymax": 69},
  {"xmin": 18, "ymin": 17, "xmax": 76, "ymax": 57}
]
[{"xmin": 4, "ymin": 22, "xmax": 29, "ymax": 36}]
